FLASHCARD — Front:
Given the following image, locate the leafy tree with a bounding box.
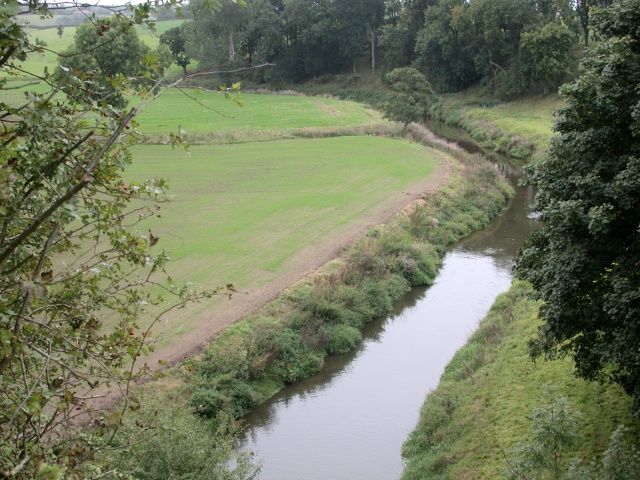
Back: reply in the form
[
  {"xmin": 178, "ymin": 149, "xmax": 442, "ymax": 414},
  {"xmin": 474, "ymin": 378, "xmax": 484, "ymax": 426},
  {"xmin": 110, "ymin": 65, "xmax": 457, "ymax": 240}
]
[
  {"xmin": 59, "ymin": 17, "xmax": 162, "ymax": 107},
  {"xmin": 506, "ymin": 390, "xmax": 580, "ymax": 480},
  {"xmin": 160, "ymin": 25, "xmax": 192, "ymax": 74},
  {"xmin": 516, "ymin": 0, "xmax": 640, "ymax": 413},
  {"xmin": 244, "ymin": 0, "xmax": 284, "ymax": 65},
  {"xmin": 187, "ymin": 0, "xmax": 249, "ymax": 66},
  {"xmin": 381, "ymin": 67, "xmax": 434, "ymax": 129},
  {"xmin": 576, "ymin": 0, "xmax": 615, "ymax": 46},
  {"xmin": 519, "ymin": 21, "xmax": 577, "ymax": 94},
  {"xmin": 0, "ymin": 1, "xmax": 239, "ymax": 477},
  {"xmin": 413, "ymin": 0, "xmax": 481, "ymax": 91}
]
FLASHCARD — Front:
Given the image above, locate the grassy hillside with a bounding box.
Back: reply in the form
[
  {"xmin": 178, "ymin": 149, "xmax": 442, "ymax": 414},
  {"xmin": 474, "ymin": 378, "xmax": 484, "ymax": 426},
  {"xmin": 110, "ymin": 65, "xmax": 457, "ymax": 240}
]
[
  {"xmin": 402, "ymin": 281, "xmax": 638, "ymax": 479},
  {"xmin": 431, "ymin": 93, "xmax": 562, "ymax": 161},
  {"xmin": 126, "ymin": 136, "xmax": 439, "ymax": 340}
]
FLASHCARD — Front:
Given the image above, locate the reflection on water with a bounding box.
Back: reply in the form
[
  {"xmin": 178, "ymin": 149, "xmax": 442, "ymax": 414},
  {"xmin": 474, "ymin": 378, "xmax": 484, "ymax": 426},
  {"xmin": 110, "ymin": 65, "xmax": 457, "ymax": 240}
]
[{"xmin": 237, "ymin": 132, "xmax": 538, "ymax": 480}]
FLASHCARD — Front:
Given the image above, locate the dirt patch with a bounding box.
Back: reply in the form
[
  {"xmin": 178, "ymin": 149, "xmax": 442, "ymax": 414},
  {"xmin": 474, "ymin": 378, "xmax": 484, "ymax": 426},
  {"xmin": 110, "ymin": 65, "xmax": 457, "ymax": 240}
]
[{"xmin": 316, "ymin": 102, "xmax": 344, "ymax": 117}]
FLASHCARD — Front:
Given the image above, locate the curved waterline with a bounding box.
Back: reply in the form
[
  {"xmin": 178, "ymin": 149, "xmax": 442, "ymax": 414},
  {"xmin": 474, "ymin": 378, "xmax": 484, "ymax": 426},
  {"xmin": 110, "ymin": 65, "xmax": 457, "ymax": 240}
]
[{"xmin": 237, "ymin": 131, "xmax": 538, "ymax": 480}]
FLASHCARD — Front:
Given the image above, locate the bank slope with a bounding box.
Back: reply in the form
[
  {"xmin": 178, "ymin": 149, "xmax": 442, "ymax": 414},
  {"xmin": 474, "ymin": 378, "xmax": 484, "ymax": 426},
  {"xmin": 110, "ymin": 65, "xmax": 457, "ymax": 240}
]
[{"xmin": 402, "ymin": 281, "xmax": 637, "ymax": 480}]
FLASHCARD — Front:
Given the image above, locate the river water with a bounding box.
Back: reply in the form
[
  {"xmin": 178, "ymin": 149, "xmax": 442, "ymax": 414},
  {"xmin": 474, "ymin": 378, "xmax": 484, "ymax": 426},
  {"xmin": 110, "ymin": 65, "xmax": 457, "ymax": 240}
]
[{"xmin": 237, "ymin": 132, "xmax": 538, "ymax": 480}]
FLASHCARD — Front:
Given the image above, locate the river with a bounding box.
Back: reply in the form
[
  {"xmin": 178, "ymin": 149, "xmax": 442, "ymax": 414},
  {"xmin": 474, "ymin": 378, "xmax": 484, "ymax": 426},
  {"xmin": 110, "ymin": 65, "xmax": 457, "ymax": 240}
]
[{"xmin": 236, "ymin": 129, "xmax": 538, "ymax": 480}]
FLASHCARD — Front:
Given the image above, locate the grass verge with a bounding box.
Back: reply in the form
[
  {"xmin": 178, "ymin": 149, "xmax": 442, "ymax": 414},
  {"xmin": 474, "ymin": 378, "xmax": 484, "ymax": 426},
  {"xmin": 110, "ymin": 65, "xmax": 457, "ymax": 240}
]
[{"xmin": 401, "ymin": 281, "xmax": 638, "ymax": 480}]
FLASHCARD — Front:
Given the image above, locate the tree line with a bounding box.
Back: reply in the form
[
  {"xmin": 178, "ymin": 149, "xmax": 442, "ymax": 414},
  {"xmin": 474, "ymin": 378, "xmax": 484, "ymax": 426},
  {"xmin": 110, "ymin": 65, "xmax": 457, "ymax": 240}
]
[{"xmin": 162, "ymin": 0, "xmax": 614, "ymax": 97}]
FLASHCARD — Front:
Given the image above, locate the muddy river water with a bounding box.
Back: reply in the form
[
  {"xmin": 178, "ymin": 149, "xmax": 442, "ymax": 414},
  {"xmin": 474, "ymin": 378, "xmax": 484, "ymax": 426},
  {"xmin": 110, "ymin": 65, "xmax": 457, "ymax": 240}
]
[{"xmin": 237, "ymin": 131, "xmax": 539, "ymax": 480}]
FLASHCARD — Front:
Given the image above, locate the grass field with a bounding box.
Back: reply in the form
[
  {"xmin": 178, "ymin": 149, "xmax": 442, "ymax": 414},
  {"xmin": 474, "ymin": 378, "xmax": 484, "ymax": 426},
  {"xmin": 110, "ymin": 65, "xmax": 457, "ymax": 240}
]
[
  {"xmin": 135, "ymin": 90, "xmax": 384, "ymax": 135},
  {"xmin": 127, "ymin": 136, "xmax": 439, "ymax": 339},
  {"xmin": 402, "ymin": 281, "xmax": 637, "ymax": 479}
]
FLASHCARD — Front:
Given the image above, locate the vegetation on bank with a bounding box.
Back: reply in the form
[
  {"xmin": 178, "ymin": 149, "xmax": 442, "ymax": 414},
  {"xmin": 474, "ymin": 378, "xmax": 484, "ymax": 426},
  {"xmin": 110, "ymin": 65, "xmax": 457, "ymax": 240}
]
[
  {"xmin": 402, "ymin": 282, "xmax": 639, "ymax": 480},
  {"xmin": 186, "ymin": 146, "xmax": 512, "ymax": 423},
  {"xmin": 429, "ymin": 94, "xmax": 561, "ymax": 162}
]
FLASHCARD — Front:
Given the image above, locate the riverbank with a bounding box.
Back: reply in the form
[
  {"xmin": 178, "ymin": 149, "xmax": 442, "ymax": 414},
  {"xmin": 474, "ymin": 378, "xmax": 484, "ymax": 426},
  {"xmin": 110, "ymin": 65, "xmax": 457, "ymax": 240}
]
[
  {"xmin": 401, "ymin": 91, "xmax": 640, "ymax": 479},
  {"xmin": 402, "ymin": 281, "xmax": 638, "ymax": 479},
  {"xmin": 186, "ymin": 125, "xmax": 512, "ymax": 423},
  {"xmin": 290, "ymin": 75, "xmax": 560, "ymax": 162}
]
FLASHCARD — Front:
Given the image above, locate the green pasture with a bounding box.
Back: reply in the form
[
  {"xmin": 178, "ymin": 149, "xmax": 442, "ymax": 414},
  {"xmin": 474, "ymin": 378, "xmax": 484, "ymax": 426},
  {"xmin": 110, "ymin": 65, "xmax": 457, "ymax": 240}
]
[
  {"xmin": 135, "ymin": 90, "xmax": 384, "ymax": 135},
  {"xmin": 126, "ymin": 136, "xmax": 438, "ymax": 337}
]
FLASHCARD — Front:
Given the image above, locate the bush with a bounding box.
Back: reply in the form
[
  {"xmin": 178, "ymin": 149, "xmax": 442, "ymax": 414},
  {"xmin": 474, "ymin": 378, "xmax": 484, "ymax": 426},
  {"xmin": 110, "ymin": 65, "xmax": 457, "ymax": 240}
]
[
  {"xmin": 101, "ymin": 394, "xmax": 257, "ymax": 480},
  {"xmin": 325, "ymin": 324, "xmax": 363, "ymax": 354}
]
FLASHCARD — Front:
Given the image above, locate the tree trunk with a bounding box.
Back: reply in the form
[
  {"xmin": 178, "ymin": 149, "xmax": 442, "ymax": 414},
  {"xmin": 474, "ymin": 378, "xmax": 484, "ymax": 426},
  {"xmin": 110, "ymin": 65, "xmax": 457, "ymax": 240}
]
[
  {"xmin": 371, "ymin": 24, "xmax": 376, "ymax": 74},
  {"xmin": 228, "ymin": 31, "xmax": 236, "ymax": 61}
]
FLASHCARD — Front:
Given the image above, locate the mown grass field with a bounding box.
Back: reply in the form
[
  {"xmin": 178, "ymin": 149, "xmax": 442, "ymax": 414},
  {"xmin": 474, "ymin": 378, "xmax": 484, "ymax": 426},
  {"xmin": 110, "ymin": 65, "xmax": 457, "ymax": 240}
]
[
  {"xmin": 402, "ymin": 281, "xmax": 637, "ymax": 479},
  {"xmin": 128, "ymin": 137, "xmax": 439, "ymax": 339},
  {"xmin": 135, "ymin": 90, "xmax": 384, "ymax": 135}
]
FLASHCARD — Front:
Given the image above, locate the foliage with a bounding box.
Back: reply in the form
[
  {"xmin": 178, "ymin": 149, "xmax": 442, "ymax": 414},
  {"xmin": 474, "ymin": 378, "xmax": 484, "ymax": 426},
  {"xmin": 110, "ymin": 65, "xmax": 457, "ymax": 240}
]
[
  {"xmin": 59, "ymin": 17, "xmax": 167, "ymax": 108},
  {"xmin": 517, "ymin": 22, "xmax": 577, "ymax": 95},
  {"xmin": 381, "ymin": 67, "xmax": 434, "ymax": 128},
  {"xmin": 516, "ymin": 0, "xmax": 640, "ymax": 413},
  {"xmin": 506, "ymin": 390, "xmax": 580, "ymax": 479},
  {"xmin": 413, "ymin": 0, "xmax": 579, "ymax": 97},
  {"xmin": 99, "ymin": 392, "xmax": 258, "ymax": 480},
  {"xmin": 160, "ymin": 25, "xmax": 192, "ymax": 74},
  {"xmin": 0, "ymin": 1, "xmax": 242, "ymax": 478},
  {"xmin": 413, "ymin": 0, "xmax": 482, "ymax": 92}
]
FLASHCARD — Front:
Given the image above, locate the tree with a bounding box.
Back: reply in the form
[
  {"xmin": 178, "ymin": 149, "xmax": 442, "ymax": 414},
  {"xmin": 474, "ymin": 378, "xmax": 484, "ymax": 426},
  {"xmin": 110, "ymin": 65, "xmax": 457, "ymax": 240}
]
[
  {"xmin": 160, "ymin": 25, "xmax": 192, "ymax": 75},
  {"xmin": 516, "ymin": 0, "xmax": 640, "ymax": 413},
  {"xmin": 59, "ymin": 17, "xmax": 159, "ymax": 107},
  {"xmin": 381, "ymin": 67, "xmax": 434, "ymax": 129},
  {"xmin": 576, "ymin": 0, "xmax": 614, "ymax": 46},
  {"xmin": 413, "ymin": 0, "xmax": 481, "ymax": 91},
  {"xmin": 506, "ymin": 391, "xmax": 580, "ymax": 480},
  {"xmin": 187, "ymin": 0, "xmax": 249, "ymax": 66},
  {"xmin": 0, "ymin": 1, "xmax": 238, "ymax": 477},
  {"xmin": 519, "ymin": 21, "xmax": 577, "ymax": 94}
]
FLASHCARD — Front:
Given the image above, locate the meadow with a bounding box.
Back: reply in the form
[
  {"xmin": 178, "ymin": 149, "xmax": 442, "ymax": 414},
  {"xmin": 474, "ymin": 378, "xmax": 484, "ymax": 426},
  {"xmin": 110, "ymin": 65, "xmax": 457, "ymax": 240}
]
[
  {"xmin": 127, "ymin": 137, "xmax": 439, "ymax": 343},
  {"xmin": 130, "ymin": 137, "xmax": 437, "ymax": 288}
]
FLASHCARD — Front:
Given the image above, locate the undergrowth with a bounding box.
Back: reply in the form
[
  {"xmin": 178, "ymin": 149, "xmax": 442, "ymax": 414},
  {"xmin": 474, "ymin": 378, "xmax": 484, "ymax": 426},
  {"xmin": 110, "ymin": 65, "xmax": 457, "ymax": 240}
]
[{"xmin": 186, "ymin": 154, "xmax": 513, "ymax": 423}]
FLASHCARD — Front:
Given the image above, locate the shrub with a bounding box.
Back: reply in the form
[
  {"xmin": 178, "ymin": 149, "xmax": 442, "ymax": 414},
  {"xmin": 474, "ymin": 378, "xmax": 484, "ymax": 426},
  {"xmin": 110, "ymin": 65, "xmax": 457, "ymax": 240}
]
[{"xmin": 325, "ymin": 324, "xmax": 363, "ymax": 354}]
